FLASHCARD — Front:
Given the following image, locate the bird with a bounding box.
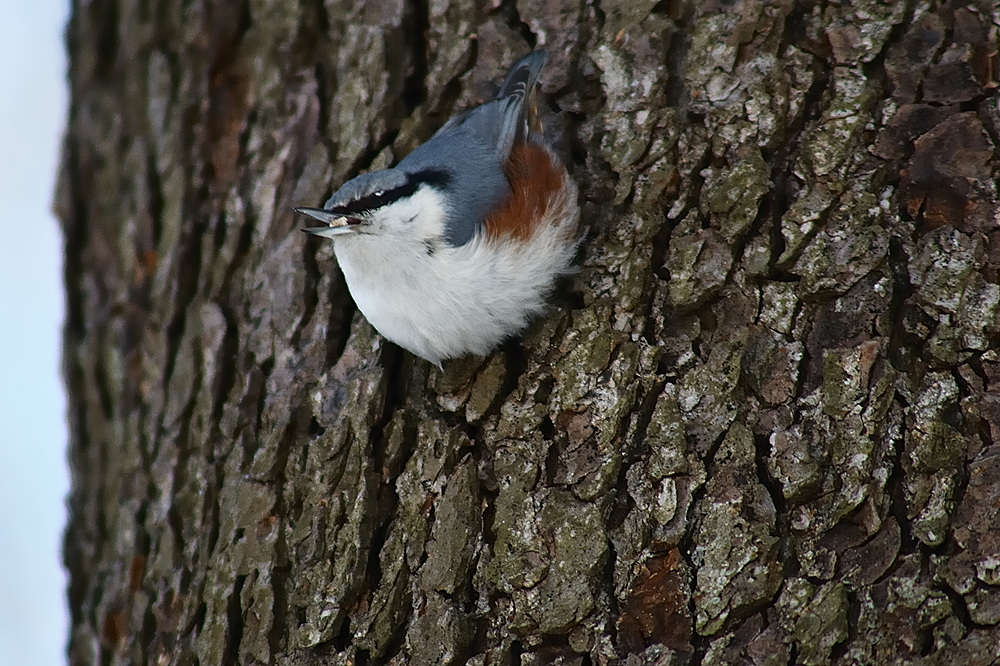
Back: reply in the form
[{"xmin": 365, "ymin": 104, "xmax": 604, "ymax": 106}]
[{"xmin": 294, "ymin": 51, "xmax": 581, "ymax": 367}]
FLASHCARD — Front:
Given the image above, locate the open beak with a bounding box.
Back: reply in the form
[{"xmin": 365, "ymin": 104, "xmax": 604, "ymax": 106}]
[{"xmin": 294, "ymin": 207, "xmax": 361, "ymax": 238}]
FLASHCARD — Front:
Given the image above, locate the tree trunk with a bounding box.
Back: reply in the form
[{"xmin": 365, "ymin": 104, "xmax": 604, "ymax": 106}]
[{"xmin": 58, "ymin": 0, "xmax": 1000, "ymax": 664}]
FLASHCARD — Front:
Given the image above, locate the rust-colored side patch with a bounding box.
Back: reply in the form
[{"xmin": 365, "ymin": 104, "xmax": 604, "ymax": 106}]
[{"xmin": 484, "ymin": 142, "xmax": 565, "ymax": 240}]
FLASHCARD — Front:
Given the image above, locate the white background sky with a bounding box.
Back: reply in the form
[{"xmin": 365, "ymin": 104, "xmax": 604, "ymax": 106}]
[{"xmin": 0, "ymin": 2, "xmax": 71, "ymax": 665}]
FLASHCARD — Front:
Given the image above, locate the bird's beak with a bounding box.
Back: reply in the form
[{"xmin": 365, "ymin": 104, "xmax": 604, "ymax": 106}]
[{"xmin": 294, "ymin": 207, "xmax": 361, "ymax": 237}]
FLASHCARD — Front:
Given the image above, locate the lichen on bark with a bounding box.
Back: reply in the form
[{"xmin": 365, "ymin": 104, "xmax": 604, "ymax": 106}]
[{"xmin": 60, "ymin": 0, "xmax": 1000, "ymax": 664}]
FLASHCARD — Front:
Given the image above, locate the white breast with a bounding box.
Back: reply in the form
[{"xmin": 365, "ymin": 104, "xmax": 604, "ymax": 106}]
[{"xmin": 331, "ymin": 181, "xmax": 580, "ymax": 366}]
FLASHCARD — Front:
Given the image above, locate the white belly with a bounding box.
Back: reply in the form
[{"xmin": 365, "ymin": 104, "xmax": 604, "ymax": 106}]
[{"xmin": 333, "ymin": 218, "xmax": 577, "ymax": 366}]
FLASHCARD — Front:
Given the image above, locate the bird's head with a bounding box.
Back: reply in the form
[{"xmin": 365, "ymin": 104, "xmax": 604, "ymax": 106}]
[{"xmin": 295, "ymin": 168, "xmax": 452, "ymax": 242}]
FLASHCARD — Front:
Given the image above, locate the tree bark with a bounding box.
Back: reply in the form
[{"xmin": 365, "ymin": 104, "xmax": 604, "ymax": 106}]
[{"xmin": 58, "ymin": 0, "xmax": 1000, "ymax": 664}]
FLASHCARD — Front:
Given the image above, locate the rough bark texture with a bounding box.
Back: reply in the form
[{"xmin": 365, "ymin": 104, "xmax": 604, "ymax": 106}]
[{"xmin": 58, "ymin": 0, "xmax": 1000, "ymax": 664}]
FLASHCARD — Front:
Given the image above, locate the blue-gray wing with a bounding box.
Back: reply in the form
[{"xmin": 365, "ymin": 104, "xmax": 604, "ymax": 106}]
[
  {"xmin": 398, "ymin": 51, "xmax": 550, "ymax": 246},
  {"xmin": 433, "ymin": 50, "xmax": 549, "ymax": 163}
]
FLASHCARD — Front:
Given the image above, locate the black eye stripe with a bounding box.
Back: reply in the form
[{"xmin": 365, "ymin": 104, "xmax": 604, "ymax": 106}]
[
  {"xmin": 412, "ymin": 169, "xmax": 452, "ymax": 189},
  {"xmin": 330, "ymin": 169, "xmax": 453, "ymax": 216}
]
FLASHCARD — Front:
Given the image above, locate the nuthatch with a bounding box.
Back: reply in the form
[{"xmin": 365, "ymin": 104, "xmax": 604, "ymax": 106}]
[{"xmin": 295, "ymin": 51, "xmax": 581, "ymax": 366}]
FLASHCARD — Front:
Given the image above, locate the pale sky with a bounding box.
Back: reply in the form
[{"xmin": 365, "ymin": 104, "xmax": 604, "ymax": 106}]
[{"xmin": 0, "ymin": 2, "xmax": 71, "ymax": 665}]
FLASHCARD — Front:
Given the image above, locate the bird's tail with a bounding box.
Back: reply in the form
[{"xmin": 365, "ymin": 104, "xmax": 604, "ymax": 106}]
[
  {"xmin": 429, "ymin": 51, "xmax": 551, "ymax": 162},
  {"xmin": 497, "ymin": 50, "xmax": 549, "ymax": 140},
  {"xmin": 497, "ymin": 50, "xmax": 548, "ymax": 100}
]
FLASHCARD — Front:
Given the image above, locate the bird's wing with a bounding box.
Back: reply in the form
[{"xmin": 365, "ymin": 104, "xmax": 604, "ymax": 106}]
[
  {"xmin": 396, "ymin": 52, "xmax": 551, "ymax": 246},
  {"xmin": 433, "ymin": 50, "xmax": 549, "ymax": 162}
]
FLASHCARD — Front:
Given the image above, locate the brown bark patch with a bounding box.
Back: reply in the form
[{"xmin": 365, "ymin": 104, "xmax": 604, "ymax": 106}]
[
  {"xmin": 617, "ymin": 549, "xmax": 693, "ymax": 655},
  {"xmin": 901, "ymin": 112, "xmax": 996, "ymax": 233}
]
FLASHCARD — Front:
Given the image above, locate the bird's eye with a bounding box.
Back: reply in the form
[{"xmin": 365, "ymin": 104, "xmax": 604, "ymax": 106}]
[{"xmin": 374, "ymin": 191, "xmax": 384, "ymax": 197}]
